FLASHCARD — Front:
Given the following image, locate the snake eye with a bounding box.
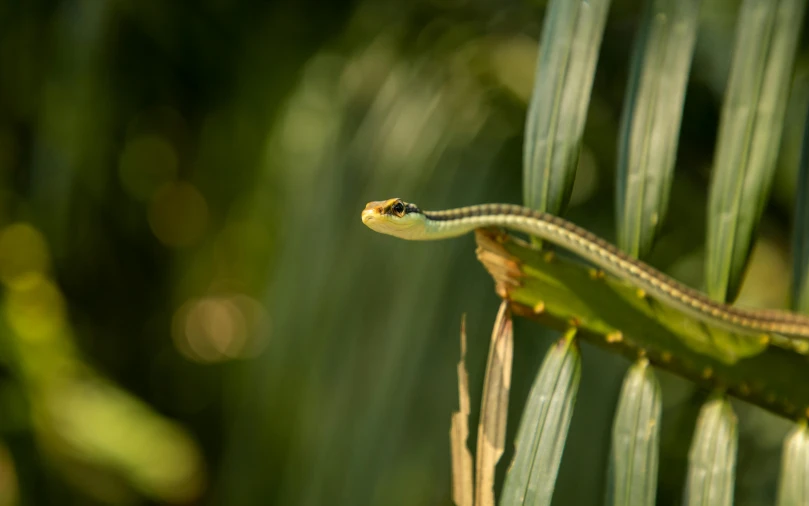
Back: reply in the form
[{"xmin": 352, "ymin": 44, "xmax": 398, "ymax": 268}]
[{"xmin": 392, "ymin": 202, "xmax": 405, "ymax": 216}]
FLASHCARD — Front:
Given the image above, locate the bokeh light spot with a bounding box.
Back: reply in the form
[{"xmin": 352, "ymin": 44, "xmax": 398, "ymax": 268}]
[
  {"xmin": 118, "ymin": 135, "xmax": 179, "ymax": 201},
  {"xmin": 172, "ymin": 295, "xmax": 269, "ymax": 363},
  {"xmin": 187, "ymin": 298, "xmax": 245, "ymax": 361},
  {"xmin": 230, "ymin": 294, "xmax": 270, "ymax": 357},
  {"xmin": 148, "ymin": 182, "xmax": 208, "ymax": 248},
  {"xmin": 0, "ymin": 223, "xmax": 50, "ymax": 289}
]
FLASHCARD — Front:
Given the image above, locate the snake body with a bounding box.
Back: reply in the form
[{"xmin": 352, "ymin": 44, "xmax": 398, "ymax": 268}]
[{"xmin": 361, "ymin": 198, "xmax": 809, "ymax": 343}]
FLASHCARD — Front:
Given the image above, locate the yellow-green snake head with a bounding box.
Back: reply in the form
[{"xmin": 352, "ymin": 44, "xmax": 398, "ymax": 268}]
[{"xmin": 361, "ymin": 198, "xmax": 425, "ymax": 239}]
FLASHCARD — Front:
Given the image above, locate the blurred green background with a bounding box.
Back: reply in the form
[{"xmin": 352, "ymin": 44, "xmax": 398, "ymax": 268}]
[{"xmin": 0, "ymin": 0, "xmax": 808, "ymax": 504}]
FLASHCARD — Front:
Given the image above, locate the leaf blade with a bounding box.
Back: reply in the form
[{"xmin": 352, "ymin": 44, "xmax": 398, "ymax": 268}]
[
  {"xmin": 705, "ymin": 0, "xmax": 807, "ymax": 301},
  {"xmin": 523, "ymin": 0, "xmax": 612, "ymax": 215},
  {"xmin": 474, "ymin": 228, "xmax": 809, "ymax": 420},
  {"xmin": 474, "ymin": 301, "xmax": 514, "ymax": 506},
  {"xmin": 776, "ymin": 421, "xmax": 809, "ymax": 506},
  {"xmin": 450, "ymin": 315, "xmax": 474, "ymax": 506},
  {"xmin": 500, "ymin": 328, "xmax": 581, "ymax": 506},
  {"xmin": 616, "ymin": 0, "xmax": 701, "ymax": 258},
  {"xmin": 684, "ymin": 396, "xmax": 738, "ymax": 506},
  {"xmin": 606, "ymin": 359, "xmax": 662, "ymax": 506}
]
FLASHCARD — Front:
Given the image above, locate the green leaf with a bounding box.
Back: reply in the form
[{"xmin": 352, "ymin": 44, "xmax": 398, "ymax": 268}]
[
  {"xmin": 475, "ymin": 229, "xmax": 809, "ymax": 420},
  {"xmin": 616, "ymin": 0, "xmax": 700, "ymax": 258},
  {"xmin": 500, "ymin": 328, "xmax": 580, "ymax": 506},
  {"xmin": 776, "ymin": 421, "xmax": 809, "ymax": 506},
  {"xmin": 606, "ymin": 359, "xmax": 661, "ymax": 506},
  {"xmin": 705, "ymin": 0, "xmax": 808, "ymax": 302},
  {"xmin": 523, "ymin": 0, "xmax": 612, "ymax": 215},
  {"xmin": 792, "ymin": 105, "xmax": 809, "ymax": 314},
  {"xmin": 683, "ymin": 396, "xmax": 737, "ymax": 506}
]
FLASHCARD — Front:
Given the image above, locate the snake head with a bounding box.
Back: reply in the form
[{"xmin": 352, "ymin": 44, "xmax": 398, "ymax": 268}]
[{"xmin": 361, "ymin": 198, "xmax": 424, "ymax": 239}]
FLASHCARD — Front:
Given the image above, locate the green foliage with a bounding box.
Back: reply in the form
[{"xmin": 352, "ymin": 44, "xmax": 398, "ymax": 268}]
[
  {"xmin": 2, "ymin": 0, "xmax": 809, "ymax": 505},
  {"xmin": 606, "ymin": 359, "xmax": 661, "ymax": 506},
  {"xmin": 684, "ymin": 397, "xmax": 738, "ymax": 506},
  {"xmin": 476, "ymin": 229, "xmax": 809, "ymax": 417},
  {"xmin": 777, "ymin": 422, "xmax": 809, "ymax": 505},
  {"xmin": 523, "ymin": 0, "xmax": 612, "ymax": 215},
  {"xmin": 482, "ymin": 0, "xmax": 809, "ymax": 504},
  {"xmin": 706, "ymin": 0, "xmax": 807, "ymax": 302},
  {"xmin": 500, "ymin": 329, "xmax": 580, "ymax": 506},
  {"xmin": 616, "ymin": 0, "xmax": 700, "ymax": 259}
]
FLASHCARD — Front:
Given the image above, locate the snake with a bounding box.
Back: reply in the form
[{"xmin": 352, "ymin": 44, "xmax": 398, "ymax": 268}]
[{"xmin": 361, "ymin": 198, "xmax": 809, "ymax": 345}]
